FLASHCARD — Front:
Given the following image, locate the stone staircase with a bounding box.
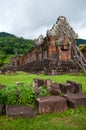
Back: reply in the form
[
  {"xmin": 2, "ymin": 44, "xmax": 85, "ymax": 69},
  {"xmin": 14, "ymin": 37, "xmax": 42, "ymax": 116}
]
[{"xmin": 72, "ymin": 45, "xmax": 86, "ymax": 74}]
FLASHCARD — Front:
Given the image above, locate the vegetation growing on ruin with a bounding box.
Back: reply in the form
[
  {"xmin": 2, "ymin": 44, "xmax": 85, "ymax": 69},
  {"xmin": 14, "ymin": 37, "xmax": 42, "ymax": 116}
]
[{"xmin": 79, "ymin": 44, "xmax": 86, "ymax": 51}]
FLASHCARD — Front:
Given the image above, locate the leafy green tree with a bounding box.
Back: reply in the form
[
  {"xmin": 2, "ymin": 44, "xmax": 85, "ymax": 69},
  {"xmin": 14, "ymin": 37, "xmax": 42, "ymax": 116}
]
[{"xmin": 0, "ymin": 32, "xmax": 34, "ymax": 66}]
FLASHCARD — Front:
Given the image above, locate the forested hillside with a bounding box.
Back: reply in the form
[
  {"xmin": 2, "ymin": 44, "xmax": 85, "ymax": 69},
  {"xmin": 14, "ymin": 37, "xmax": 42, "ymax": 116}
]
[
  {"xmin": 0, "ymin": 32, "xmax": 34, "ymax": 54},
  {"xmin": 0, "ymin": 32, "xmax": 34, "ymax": 66}
]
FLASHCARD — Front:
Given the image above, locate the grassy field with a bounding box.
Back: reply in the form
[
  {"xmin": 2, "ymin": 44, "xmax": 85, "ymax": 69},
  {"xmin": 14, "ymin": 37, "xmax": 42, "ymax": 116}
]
[
  {"xmin": 0, "ymin": 107, "xmax": 86, "ymax": 130},
  {"xmin": 0, "ymin": 72, "xmax": 86, "ymax": 130},
  {"xmin": 0, "ymin": 71, "xmax": 86, "ymax": 92}
]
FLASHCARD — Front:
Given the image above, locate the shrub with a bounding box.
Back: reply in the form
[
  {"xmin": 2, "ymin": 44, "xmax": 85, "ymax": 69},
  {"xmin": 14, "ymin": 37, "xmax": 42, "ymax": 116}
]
[
  {"xmin": 0, "ymin": 84, "xmax": 35, "ymax": 107},
  {"xmin": 38, "ymin": 86, "xmax": 50, "ymax": 97},
  {"xmin": 4, "ymin": 86, "xmax": 17, "ymax": 105},
  {"xmin": 18, "ymin": 85, "xmax": 35, "ymax": 106}
]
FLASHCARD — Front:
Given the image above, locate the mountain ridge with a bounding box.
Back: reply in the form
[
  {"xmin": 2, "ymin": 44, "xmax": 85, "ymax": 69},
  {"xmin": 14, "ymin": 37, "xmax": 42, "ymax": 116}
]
[
  {"xmin": 76, "ymin": 38, "xmax": 86, "ymax": 45},
  {"xmin": 0, "ymin": 32, "xmax": 16, "ymax": 37}
]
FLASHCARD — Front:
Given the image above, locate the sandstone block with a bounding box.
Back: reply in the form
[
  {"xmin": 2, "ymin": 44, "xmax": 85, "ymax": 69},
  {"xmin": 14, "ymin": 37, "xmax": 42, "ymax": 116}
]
[
  {"xmin": 63, "ymin": 93, "xmax": 86, "ymax": 108},
  {"xmin": 67, "ymin": 80, "xmax": 82, "ymax": 93},
  {"xmin": 59, "ymin": 83, "xmax": 74, "ymax": 93},
  {"xmin": 36, "ymin": 96, "xmax": 68, "ymax": 114},
  {"xmin": 33, "ymin": 79, "xmax": 45, "ymax": 88},
  {"xmin": 6, "ymin": 105, "xmax": 36, "ymax": 118},
  {"xmin": 45, "ymin": 79, "xmax": 52, "ymax": 88},
  {"xmin": 50, "ymin": 82, "xmax": 61, "ymax": 95}
]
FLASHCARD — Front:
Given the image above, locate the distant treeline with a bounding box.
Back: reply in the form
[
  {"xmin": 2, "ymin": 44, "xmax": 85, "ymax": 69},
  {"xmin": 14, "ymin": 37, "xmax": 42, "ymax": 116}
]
[
  {"xmin": 0, "ymin": 32, "xmax": 34, "ymax": 55},
  {"xmin": 76, "ymin": 39, "xmax": 86, "ymax": 46},
  {"xmin": 0, "ymin": 32, "xmax": 15, "ymax": 37}
]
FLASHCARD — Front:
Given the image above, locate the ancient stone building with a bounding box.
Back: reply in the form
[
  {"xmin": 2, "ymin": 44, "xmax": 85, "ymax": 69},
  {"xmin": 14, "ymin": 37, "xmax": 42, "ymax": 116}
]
[{"xmin": 10, "ymin": 16, "xmax": 86, "ymax": 74}]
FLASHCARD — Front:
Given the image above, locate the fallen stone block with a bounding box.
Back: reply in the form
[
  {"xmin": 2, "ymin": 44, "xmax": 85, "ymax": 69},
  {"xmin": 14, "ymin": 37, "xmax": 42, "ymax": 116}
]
[
  {"xmin": 33, "ymin": 78, "xmax": 45, "ymax": 88},
  {"xmin": 36, "ymin": 96, "xmax": 68, "ymax": 114},
  {"xmin": 59, "ymin": 83, "xmax": 74, "ymax": 94},
  {"xmin": 0, "ymin": 84, "xmax": 6, "ymax": 89},
  {"xmin": 63, "ymin": 93, "xmax": 86, "ymax": 108},
  {"xmin": 6, "ymin": 105, "xmax": 36, "ymax": 118},
  {"xmin": 45, "ymin": 79, "xmax": 52, "ymax": 88},
  {"xmin": 50, "ymin": 82, "xmax": 61, "ymax": 95},
  {"xmin": 67, "ymin": 80, "xmax": 82, "ymax": 93}
]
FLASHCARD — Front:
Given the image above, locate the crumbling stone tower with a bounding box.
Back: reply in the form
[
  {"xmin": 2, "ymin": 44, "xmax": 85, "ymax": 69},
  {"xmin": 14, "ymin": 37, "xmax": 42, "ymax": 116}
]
[{"xmin": 45, "ymin": 16, "xmax": 86, "ymax": 73}]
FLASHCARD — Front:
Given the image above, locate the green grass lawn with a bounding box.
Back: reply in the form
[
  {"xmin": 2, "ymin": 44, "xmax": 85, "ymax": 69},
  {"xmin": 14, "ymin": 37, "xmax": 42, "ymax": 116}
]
[
  {"xmin": 0, "ymin": 72, "xmax": 86, "ymax": 130},
  {"xmin": 0, "ymin": 71, "xmax": 86, "ymax": 92},
  {"xmin": 0, "ymin": 107, "xmax": 86, "ymax": 130}
]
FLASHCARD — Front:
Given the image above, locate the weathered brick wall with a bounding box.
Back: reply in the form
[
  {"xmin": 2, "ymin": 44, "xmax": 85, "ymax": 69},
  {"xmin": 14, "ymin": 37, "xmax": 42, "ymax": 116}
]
[
  {"xmin": 19, "ymin": 58, "xmax": 24, "ymax": 66},
  {"xmin": 43, "ymin": 50, "xmax": 48, "ymax": 60},
  {"xmin": 48, "ymin": 46, "xmax": 57, "ymax": 60},
  {"xmin": 48, "ymin": 37, "xmax": 57, "ymax": 61},
  {"xmin": 59, "ymin": 47, "xmax": 70, "ymax": 61}
]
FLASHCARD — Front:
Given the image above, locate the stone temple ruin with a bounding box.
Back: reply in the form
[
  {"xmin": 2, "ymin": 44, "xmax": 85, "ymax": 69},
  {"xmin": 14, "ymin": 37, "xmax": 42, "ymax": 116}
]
[{"xmin": 10, "ymin": 16, "xmax": 86, "ymax": 74}]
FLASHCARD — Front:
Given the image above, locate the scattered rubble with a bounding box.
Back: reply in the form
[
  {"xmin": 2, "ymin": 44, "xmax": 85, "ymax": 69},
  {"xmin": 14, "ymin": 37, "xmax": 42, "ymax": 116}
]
[{"xmin": 33, "ymin": 78, "xmax": 82, "ymax": 95}]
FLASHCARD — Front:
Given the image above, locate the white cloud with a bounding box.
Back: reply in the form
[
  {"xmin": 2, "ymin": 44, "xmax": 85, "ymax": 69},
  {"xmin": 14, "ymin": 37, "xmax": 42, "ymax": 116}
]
[{"xmin": 0, "ymin": 0, "xmax": 86, "ymax": 39}]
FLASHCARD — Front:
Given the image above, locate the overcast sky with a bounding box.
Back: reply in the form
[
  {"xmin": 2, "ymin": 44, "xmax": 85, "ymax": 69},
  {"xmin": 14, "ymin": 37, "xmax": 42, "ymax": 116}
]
[{"xmin": 0, "ymin": 0, "xmax": 86, "ymax": 39}]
